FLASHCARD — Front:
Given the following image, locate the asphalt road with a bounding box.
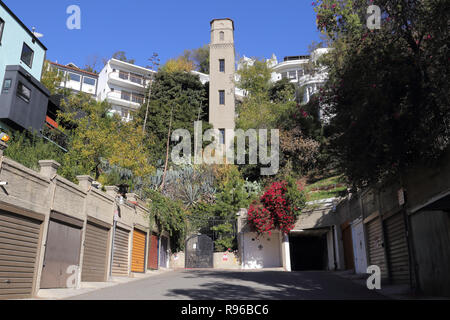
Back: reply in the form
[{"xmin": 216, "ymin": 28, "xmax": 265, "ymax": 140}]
[{"xmin": 68, "ymin": 270, "xmax": 387, "ymax": 300}]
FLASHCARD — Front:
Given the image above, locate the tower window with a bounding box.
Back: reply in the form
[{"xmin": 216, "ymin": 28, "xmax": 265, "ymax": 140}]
[
  {"xmin": 219, "ymin": 90, "xmax": 225, "ymax": 105},
  {"xmin": 219, "ymin": 129, "xmax": 225, "ymax": 145},
  {"xmin": 219, "ymin": 31, "xmax": 224, "ymax": 41},
  {"xmin": 219, "ymin": 59, "xmax": 225, "ymax": 72}
]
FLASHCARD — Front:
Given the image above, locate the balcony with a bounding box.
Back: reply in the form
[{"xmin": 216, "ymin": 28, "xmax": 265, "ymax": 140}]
[
  {"xmin": 108, "ymin": 71, "xmax": 149, "ymax": 91},
  {"xmin": 106, "ymin": 91, "xmax": 142, "ymax": 110}
]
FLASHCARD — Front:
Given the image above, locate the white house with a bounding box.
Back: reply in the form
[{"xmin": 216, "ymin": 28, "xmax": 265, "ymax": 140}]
[
  {"xmin": 237, "ymin": 48, "xmax": 331, "ymax": 105},
  {"xmin": 96, "ymin": 58, "xmax": 155, "ymax": 122},
  {"xmin": 49, "ymin": 61, "xmax": 99, "ymax": 96}
]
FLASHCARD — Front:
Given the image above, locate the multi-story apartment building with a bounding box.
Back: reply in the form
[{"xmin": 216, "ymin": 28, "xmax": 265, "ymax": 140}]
[
  {"xmin": 0, "ymin": 0, "xmax": 50, "ymax": 133},
  {"xmin": 48, "ymin": 61, "xmax": 99, "ymax": 96},
  {"xmin": 97, "ymin": 59, "xmax": 155, "ymax": 122},
  {"xmin": 238, "ymin": 48, "xmax": 331, "ymax": 105}
]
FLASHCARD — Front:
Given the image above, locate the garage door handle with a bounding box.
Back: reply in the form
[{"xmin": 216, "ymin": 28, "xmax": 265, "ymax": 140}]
[{"xmin": 4, "ymin": 280, "xmax": 11, "ymax": 284}]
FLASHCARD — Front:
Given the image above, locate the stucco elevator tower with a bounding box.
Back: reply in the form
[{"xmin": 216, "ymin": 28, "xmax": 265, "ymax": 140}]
[{"xmin": 209, "ymin": 18, "xmax": 236, "ymax": 146}]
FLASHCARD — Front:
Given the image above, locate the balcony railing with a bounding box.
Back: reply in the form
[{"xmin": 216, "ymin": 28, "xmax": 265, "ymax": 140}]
[
  {"xmin": 109, "ymin": 71, "xmax": 148, "ymax": 88},
  {"xmin": 106, "ymin": 91, "xmax": 144, "ymax": 108}
]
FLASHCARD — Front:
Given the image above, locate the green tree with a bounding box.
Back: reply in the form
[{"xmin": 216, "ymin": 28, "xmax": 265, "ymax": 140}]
[
  {"xmin": 57, "ymin": 93, "xmax": 154, "ymax": 182},
  {"xmin": 183, "ymin": 45, "xmax": 210, "ymax": 74},
  {"xmin": 147, "ymin": 189, "xmax": 187, "ymax": 252},
  {"xmin": 112, "ymin": 51, "xmax": 135, "ymax": 64},
  {"xmin": 137, "ymin": 70, "xmax": 210, "ymax": 165},
  {"xmin": 314, "ymin": 0, "xmax": 450, "ymax": 187}
]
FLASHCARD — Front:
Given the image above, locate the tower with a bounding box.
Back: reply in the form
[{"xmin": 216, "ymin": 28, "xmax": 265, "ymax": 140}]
[{"xmin": 209, "ymin": 18, "xmax": 236, "ymax": 145}]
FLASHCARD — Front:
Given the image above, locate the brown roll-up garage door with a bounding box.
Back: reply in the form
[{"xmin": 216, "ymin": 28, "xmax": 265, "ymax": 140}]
[
  {"xmin": 131, "ymin": 229, "xmax": 146, "ymax": 273},
  {"xmin": 112, "ymin": 227, "xmax": 129, "ymax": 276},
  {"xmin": 81, "ymin": 222, "xmax": 110, "ymax": 282},
  {"xmin": 0, "ymin": 211, "xmax": 42, "ymax": 299},
  {"xmin": 40, "ymin": 218, "xmax": 83, "ymax": 289},
  {"xmin": 147, "ymin": 233, "xmax": 158, "ymax": 270},
  {"xmin": 366, "ymin": 217, "xmax": 388, "ymax": 279},
  {"xmin": 384, "ymin": 211, "xmax": 410, "ymax": 284}
]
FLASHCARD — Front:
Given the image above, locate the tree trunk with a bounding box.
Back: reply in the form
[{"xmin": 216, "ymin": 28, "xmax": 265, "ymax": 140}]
[{"xmin": 160, "ymin": 106, "xmax": 174, "ymax": 191}]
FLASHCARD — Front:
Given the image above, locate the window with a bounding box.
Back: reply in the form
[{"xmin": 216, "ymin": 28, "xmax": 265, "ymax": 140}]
[
  {"xmin": 219, "ymin": 59, "xmax": 225, "ymax": 72},
  {"xmin": 288, "ymin": 71, "xmax": 297, "ymax": 79},
  {"xmin": 219, "ymin": 90, "xmax": 225, "ymax": 105},
  {"xmin": 0, "ymin": 18, "xmax": 4, "ymax": 44},
  {"xmin": 121, "ymin": 90, "xmax": 131, "ymax": 101},
  {"xmin": 130, "ymin": 73, "xmax": 143, "ymax": 85},
  {"xmin": 83, "ymin": 77, "xmax": 96, "ymax": 86},
  {"xmin": 281, "ymin": 72, "xmax": 288, "ymax": 79},
  {"xmin": 119, "ymin": 71, "xmax": 129, "ymax": 80},
  {"xmin": 69, "ymin": 73, "xmax": 81, "ymax": 82},
  {"xmin": 219, "ymin": 31, "xmax": 224, "ymax": 41},
  {"xmin": 219, "ymin": 129, "xmax": 225, "ymax": 145},
  {"xmin": 20, "ymin": 43, "xmax": 34, "ymax": 68},
  {"xmin": 17, "ymin": 82, "xmax": 31, "ymax": 103},
  {"xmin": 2, "ymin": 79, "xmax": 12, "ymax": 93},
  {"xmin": 132, "ymin": 93, "xmax": 144, "ymax": 104}
]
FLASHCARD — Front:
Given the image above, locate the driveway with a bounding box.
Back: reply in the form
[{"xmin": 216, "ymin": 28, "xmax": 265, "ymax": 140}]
[{"xmin": 68, "ymin": 270, "xmax": 387, "ymax": 300}]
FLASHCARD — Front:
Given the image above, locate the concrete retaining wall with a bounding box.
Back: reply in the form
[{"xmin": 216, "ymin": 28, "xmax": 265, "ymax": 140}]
[{"xmin": 0, "ymin": 147, "xmax": 154, "ymax": 298}]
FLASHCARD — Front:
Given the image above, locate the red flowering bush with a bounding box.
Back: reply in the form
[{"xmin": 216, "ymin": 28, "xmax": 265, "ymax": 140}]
[{"xmin": 248, "ymin": 177, "xmax": 306, "ymax": 235}]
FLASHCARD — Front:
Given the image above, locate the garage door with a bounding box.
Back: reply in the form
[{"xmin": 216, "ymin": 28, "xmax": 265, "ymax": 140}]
[
  {"xmin": 160, "ymin": 236, "xmax": 169, "ymax": 268},
  {"xmin": 341, "ymin": 223, "xmax": 355, "ymax": 270},
  {"xmin": 111, "ymin": 227, "xmax": 129, "ymax": 276},
  {"xmin": 81, "ymin": 222, "xmax": 110, "ymax": 282},
  {"xmin": 0, "ymin": 211, "xmax": 42, "ymax": 299},
  {"xmin": 147, "ymin": 233, "xmax": 158, "ymax": 270},
  {"xmin": 131, "ymin": 229, "xmax": 146, "ymax": 273},
  {"xmin": 384, "ymin": 211, "xmax": 410, "ymax": 284},
  {"xmin": 40, "ymin": 218, "xmax": 83, "ymax": 288},
  {"xmin": 366, "ymin": 217, "xmax": 388, "ymax": 279}
]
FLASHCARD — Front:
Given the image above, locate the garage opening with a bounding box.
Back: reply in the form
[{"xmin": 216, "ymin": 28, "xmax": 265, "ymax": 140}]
[{"xmin": 289, "ymin": 229, "xmax": 329, "ymax": 271}]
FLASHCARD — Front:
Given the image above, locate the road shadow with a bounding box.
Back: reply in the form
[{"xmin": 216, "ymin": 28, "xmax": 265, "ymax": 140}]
[{"xmin": 165, "ymin": 270, "xmax": 387, "ymax": 300}]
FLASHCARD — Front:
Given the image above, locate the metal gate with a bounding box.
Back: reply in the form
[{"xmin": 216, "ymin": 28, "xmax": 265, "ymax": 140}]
[
  {"xmin": 366, "ymin": 217, "xmax": 388, "ymax": 279},
  {"xmin": 131, "ymin": 229, "xmax": 146, "ymax": 273},
  {"xmin": 81, "ymin": 222, "xmax": 110, "ymax": 282},
  {"xmin": 111, "ymin": 227, "xmax": 130, "ymax": 276},
  {"xmin": 40, "ymin": 217, "xmax": 83, "ymax": 288},
  {"xmin": 147, "ymin": 233, "xmax": 158, "ymax": 270},
  {"xmin": 185, "ymin": 235, "xmax": 213, "ymax": 269},
  {"xmin": 384, "ymin": 211, "xmax": 410, "ymax": 284},
  {"xmin": 0, "ymin": 211, "xmax": 42, "ymax": 299}
]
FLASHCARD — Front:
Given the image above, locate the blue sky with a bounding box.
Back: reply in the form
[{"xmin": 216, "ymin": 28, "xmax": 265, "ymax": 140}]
[{"xmin": 4, "ymin": 0, "xmax": 322, "ymax": 71}]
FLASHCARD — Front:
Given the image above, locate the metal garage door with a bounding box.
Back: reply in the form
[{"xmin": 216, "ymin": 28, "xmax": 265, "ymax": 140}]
[
  {"xmin": 40, "ymin": 218, "xmax": 83, "ymax": 288},
  {"xmin": 131, "ymin": 229, "xmax": 146, "ymax": 273},
  {"xmin": 147, "ymin": 233, "xmax": 158, "ymax": 270},
  {"xmin": 111, "ymin": 227, "xmax": 129, "ymax": 276},
  {"xmin": 81, "ymin": 222, "xmax": 110, "ymax": 282},
  {"xmin": 341, "ymin": 223, "xmax": 355, "ymax": 270},
  {"xmin": 0, "ymin": 211, "xmax": 41, "ymax": 299},
  {"xmin": 384, "ymin": 211, "xmax": 410, "ymax": 284},
  {"xmin": 366, "ymin": 218, "xmax": 388, "ymax": 279}
]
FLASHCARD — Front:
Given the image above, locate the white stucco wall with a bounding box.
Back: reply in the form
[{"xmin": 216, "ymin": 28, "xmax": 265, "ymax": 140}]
[{"xmin": 242, "ymin": 232, "xmax": 282, "ymax": 269}]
